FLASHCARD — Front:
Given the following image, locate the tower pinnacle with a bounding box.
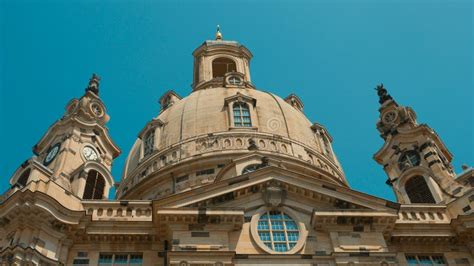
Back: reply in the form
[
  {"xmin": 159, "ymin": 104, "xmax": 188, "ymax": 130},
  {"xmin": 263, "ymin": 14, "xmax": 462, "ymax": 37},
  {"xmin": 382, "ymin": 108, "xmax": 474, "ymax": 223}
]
[
  {"xmin": 215, "ymin": 25, "xmax": 223, "ymax": 40},
  {"xmin": 86, "ymin": 73, "xmax": 100, "ymax": 95},
  {"xmin": 375, "ymin": 83, "xmax": 394, "ymax": 105}
]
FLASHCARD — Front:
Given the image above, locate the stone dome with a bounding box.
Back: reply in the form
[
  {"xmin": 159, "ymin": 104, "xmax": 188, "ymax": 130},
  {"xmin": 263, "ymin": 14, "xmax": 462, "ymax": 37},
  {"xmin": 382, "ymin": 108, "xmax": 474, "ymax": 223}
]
[{"xmin": 118, "ymin": 39, "xmax": 346, "ymax": 200}]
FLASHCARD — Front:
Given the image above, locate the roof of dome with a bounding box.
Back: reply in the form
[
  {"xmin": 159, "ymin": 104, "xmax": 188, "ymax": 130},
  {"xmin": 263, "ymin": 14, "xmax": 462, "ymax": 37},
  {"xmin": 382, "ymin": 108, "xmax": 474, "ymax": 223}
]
[
  {"xmin": 121, "ymin": 86, "xmax": 344, "ymax": 184},
  {"xmin": 118, "ymin": 37, "xmax": 346, "ymax": 199}
]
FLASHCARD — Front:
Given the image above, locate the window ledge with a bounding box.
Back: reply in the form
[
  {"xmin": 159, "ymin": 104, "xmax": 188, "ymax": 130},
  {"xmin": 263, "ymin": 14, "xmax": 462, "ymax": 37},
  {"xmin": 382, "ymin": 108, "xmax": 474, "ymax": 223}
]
[{"xmin": 228, "ymin": 126, "xmax": 258, "ymax": 131}]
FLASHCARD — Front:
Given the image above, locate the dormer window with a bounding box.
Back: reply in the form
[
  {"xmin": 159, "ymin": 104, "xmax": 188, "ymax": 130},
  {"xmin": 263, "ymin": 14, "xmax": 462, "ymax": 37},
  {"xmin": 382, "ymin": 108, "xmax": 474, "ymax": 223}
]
[
  {"xmin": 225, "ymin": 93, "xmax": 258, "ymax": 129},
  {"xmin": 213, "ymin": 57, "xmax": 236, "ymax": 78},
  {"xmin": 233, "ymin": 102, "xmax": 252, "ymax": 127},
  {"xmin": 322, "ymin": 135, "xmax": 332, "ymax": 158},
  {"xmin": 159, "ymin": 91, "xmax": 181, "ymax": 112},
  {"xmin": 242, "ymin": 164, "xmax": 260, "ymax": 174},
  {"xmin": 144, "ymin": 130, "xmax": 155, "ymax": 156},
  {"xmin": 162, "ymin": 96, "xmax": 171, "ymax": 110}
]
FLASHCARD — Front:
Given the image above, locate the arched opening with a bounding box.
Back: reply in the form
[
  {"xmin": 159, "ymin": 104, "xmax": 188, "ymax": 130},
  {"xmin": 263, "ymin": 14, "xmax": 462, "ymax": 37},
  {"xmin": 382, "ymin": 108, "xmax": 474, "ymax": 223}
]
[
  {"xmin": 212, "ymin": 57, "xmax": 236, "ymax": 78},
  {"xmin": 405, "ymin": 176, "xmax": 436, "ymax": 203},
  {"xmin": 83, "ymin": 170, "xmax": 105, "ymax": 200},
  {"xmin": 233, "ymin": 102, "xmax": 252, "ymax": 127},
  {"xmin": 143, "ymin": 129, "xmax": 155, "ymax": 157},
  {"xmin": 242, "ymin": 164, "xmax": 260, "ymax": 175},
  {"xmin": 17, "ymin": 168, "xmax": 31, "ymax": 187},
  {"xmin": 322, "ymin": 135, "xmax": 332, "ymax": 158}
]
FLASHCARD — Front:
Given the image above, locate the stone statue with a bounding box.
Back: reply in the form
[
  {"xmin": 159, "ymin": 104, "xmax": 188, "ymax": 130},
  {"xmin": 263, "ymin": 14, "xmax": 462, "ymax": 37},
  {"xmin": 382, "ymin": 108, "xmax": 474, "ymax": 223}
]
[
  {"xmin": 86, "ymin": 73, "xmax": 100, "ymax": 95},
  {"xmin": 375, "ymin": 83, "xmax": 393, "ymax": 104}
]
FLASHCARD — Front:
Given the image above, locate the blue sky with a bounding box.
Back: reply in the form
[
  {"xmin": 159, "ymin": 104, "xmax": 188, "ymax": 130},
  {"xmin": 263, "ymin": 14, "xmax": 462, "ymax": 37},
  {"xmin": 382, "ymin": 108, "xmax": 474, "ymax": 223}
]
[{"xmin": 0, "ymin": 0, "xmax": 472, "ymax": 201}]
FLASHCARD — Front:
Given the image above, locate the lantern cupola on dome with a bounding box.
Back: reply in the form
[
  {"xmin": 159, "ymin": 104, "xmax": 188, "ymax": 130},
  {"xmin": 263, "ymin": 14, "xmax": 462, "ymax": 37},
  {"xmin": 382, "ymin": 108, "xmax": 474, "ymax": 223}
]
[{"xmin": 192, "ymin": 27, "xmax": 253, "ymax": 91}]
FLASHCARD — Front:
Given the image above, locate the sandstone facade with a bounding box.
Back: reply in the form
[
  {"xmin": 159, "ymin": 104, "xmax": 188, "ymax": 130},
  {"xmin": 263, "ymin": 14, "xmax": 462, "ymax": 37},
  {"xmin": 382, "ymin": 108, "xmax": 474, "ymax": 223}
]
[{"xmin": 0, "ymin": 31, "xmax": 472, "ymax": 266}]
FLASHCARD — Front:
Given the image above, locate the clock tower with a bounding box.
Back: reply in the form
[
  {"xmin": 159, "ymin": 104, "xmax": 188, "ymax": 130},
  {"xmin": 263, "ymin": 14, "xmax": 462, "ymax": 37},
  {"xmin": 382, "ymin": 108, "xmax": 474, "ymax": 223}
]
[
  {"xmin": 8, "ymin": 74, "xmax": 120, "ymax": 200},
  {"xmin": 373, "ymin": 84, "xmax": 468, "ymax": 204}
]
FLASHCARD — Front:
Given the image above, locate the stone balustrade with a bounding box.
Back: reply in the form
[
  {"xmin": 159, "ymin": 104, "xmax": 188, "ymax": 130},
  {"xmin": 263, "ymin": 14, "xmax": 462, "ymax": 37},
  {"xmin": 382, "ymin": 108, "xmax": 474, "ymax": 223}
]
[
  {"xmin": 82, "ymin": 200, "xmax": 153, "ymax": 221},
  {"xmin": 397, "ymin": 204, "xmax": 450, "ymax": 224},
  {"xmin": 120, "ymin": 131, "xmax": 344, "ymax": 198}
]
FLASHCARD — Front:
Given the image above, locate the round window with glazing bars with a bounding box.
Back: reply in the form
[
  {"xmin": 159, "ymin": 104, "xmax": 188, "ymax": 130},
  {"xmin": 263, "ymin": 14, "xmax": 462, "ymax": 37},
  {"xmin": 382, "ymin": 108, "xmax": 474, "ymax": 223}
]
[{"xmin": 257, "ymin": 210, "xmax": 299, "ymax": 252}]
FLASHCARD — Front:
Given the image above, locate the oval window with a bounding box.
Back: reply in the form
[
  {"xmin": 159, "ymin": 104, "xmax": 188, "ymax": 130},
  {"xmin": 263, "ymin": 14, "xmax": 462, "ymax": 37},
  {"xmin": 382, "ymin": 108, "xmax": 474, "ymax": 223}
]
[{"xmin": 257, "ymin": 211, "xmax": 299, "ymax": 252}]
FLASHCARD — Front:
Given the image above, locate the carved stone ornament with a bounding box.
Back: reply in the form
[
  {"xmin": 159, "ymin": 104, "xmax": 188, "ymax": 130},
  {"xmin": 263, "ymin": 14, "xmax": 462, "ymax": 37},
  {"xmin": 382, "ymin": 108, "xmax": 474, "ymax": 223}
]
[
  {"xmin": 262, "ymin": 181, "xmax": 286, "ymax": 207},
  {"xmin": 248, "ymin": 138, "xmax": 258, "ymax": 150},
  {"xmin": 85, "ymin": 73, "xmax": 100, "ymax": 95},
  {"xmin": 375, "ymin": 83, "xmax": 393, "ymax": 105}
]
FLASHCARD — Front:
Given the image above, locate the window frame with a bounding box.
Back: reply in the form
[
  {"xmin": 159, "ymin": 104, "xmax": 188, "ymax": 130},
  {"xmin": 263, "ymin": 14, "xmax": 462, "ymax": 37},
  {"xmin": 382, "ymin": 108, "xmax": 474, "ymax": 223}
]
[
  {"xmin": 405, "ymin": 254, "xmax": 447, "ymax": 265},
  {"xmin": 224, "ymin": 93, "xmax": 258, "ymax": 130},
  {"xmin": 399, "ymin": 150, "xmax": 421, "ymax": 171},
  {"xmin": 17, "ymin": 168, "xmax": 31, "ymax": 187},
  {"xmin": 232, "ymin": 102, "xmax": 252, "ymax": 128},
  {"xmin": 256, "ymin": 210, "xmax": 300, "ymax": 253},
  {"xmin": 98, "ymin": 253, "xmax": 143, "ymax": 266},
  {"xmin": 212, "ymin": 57, "xmax": 237, "ymax": 78},
  {"xmin": 405, "ymin": 175, "xmax": 436, "ymax": 204},
  {"xmin": 242, "ymin": 164, "xmax": 260, "ymax": 175},
  {"xmin": 143, "ymin": 129, "xmax": 155, "ymax": 157},
  {"xmin": 83, "ymin": 170, "xmax": 106, "ymax": 200},
  {"xmin": 250, "ymin": 206, "xmax": 307, "ymax": 255}
]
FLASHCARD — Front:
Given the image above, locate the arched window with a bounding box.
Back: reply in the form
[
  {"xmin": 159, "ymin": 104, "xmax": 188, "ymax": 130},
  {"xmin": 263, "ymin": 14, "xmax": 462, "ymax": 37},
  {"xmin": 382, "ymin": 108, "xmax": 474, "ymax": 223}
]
[
  {"xmin": 320, "ymin": 134, "xmax": 334, "ymax": 162},
  {"xmin": 212, "ymin": 57, "xmax": 236, "ymax": 78},
  {"xmin": 233, "ymin": 103, "xmax": 252, "ymax": 127},
  {"xmin": 405, "ymin": 176, "xmax": 436, "ymax": 203},
  {"xmin": 144, "ymin": 130, "xmax": 155, "ymax": 156},
  {"xmin": 242, "ymin": 164, "xmax": 260, "ymax": 174},
  {"xmin": 17, "ymin": 169, "xmax": 31, "ymax": 187},
  {"xmin": 83, "ymin": 170, "xmax": 105, "ymax": 200}
]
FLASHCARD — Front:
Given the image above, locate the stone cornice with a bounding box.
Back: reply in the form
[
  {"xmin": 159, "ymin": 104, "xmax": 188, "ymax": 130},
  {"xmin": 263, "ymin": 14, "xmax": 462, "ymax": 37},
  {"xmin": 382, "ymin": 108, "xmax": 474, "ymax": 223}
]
[
  {"xmin": 33, "ymin": 116, "xmax": 121, "ymax": 158},
  {"xmin": 153, "ymin": 171, "xmax": 398, "ymax": 213},
  {"xmin": 192, "ymin": 40, "xmax": 253, "ymax": 59},
  {"xmin": 373, "ymin": 124, "xmax": 452, "ymax": 164},
  {"xmin": 120, "ymin": 130, "xmax": 347, "ymax": 197},
  {"xmin": 311, "ymin": 210, "xmax": 398, "ymax": 231},
  {"xmin": 0, "ymin": 245, "xmax": 61, "ymax": 265},
  {"xmin": 0, "ymin": 188, "xmax": 84, "ymax": 226}
]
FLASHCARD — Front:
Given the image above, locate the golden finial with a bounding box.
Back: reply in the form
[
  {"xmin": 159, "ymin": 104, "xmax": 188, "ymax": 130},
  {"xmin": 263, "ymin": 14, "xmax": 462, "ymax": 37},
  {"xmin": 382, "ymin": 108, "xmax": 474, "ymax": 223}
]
[{"xmin": 215, "ymin": 25, "xmax": 222, "ymax": 40}]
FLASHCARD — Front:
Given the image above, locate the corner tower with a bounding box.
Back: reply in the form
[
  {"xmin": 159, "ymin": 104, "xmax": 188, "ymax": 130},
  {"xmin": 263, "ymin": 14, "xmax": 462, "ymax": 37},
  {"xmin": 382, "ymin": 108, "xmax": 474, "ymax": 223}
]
[
  {"xmin": 192, "ymin": 26, "xmax": 253, "ymax": 91},
  {"xmin": 8, "ymin": 74, "xmax": 120, "ymax": 200},
  {"xmin": 373, "ymin": 84, "xmax": 467, "ymax": 204}
]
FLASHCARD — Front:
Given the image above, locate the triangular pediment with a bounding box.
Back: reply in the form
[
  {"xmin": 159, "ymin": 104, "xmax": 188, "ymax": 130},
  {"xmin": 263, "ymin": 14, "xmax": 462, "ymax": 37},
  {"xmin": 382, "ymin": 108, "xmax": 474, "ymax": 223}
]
[{"xmin": 153, "ymin": 166, "xmax": 399, "ymax": 215}]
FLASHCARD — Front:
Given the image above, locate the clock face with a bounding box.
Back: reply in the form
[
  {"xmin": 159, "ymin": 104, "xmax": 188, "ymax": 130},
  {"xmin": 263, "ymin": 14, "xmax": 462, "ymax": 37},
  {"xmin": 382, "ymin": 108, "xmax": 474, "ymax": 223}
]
[
  {"xmin": 398, "ymin": 150, "xmax": 421, "ymax": 170},
  {"xmin": 90, "ymin": 102, "xmax": 104, "ymax": 117},
  {"xmin": 83, "ymin": 146, "xmax": 98, "ymax": 161},
  {"xmin": 44, "ymin": 143, "xmax": 60, "ymax": 165},
  {"xmin": 383, "ymin": 110, "xmax": 397, "ymax": 124}
]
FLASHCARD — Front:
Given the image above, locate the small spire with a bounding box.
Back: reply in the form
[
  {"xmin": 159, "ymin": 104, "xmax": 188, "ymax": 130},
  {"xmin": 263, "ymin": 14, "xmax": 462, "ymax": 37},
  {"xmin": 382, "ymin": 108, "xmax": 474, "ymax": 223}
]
[
  {"xmin": 86, "ymin": 73, "xmax": 100, "ymax": 95},
  {"xmin": 375, "ymin": 83, "xmax": 393, "ymax": 105},
  {"xmin": 215, "ymin": 25, "xmax": 223, "ymax": 40}
]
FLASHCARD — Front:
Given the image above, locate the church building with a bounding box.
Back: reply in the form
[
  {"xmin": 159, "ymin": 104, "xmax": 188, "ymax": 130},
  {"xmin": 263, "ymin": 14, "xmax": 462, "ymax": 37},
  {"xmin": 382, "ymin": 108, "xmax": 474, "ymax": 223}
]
[{"xmin": 0, "ymin": 28, "xmax": 473, "ymax": 266}]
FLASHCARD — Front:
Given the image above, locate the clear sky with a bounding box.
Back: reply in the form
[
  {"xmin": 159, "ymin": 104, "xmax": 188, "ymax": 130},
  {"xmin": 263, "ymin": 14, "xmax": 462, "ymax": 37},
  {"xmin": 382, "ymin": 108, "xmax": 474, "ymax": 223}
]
[{"xmin": 1, "ymin": 0, "xmax": 472, "ymax": 201}]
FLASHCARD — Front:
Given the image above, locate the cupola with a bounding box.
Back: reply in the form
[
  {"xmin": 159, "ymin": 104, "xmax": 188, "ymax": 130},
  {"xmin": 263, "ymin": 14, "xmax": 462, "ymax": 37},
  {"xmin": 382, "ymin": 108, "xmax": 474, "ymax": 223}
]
[{"xmin": 192, "ymin": 26, "xmax": 253, "ymax": 91}]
